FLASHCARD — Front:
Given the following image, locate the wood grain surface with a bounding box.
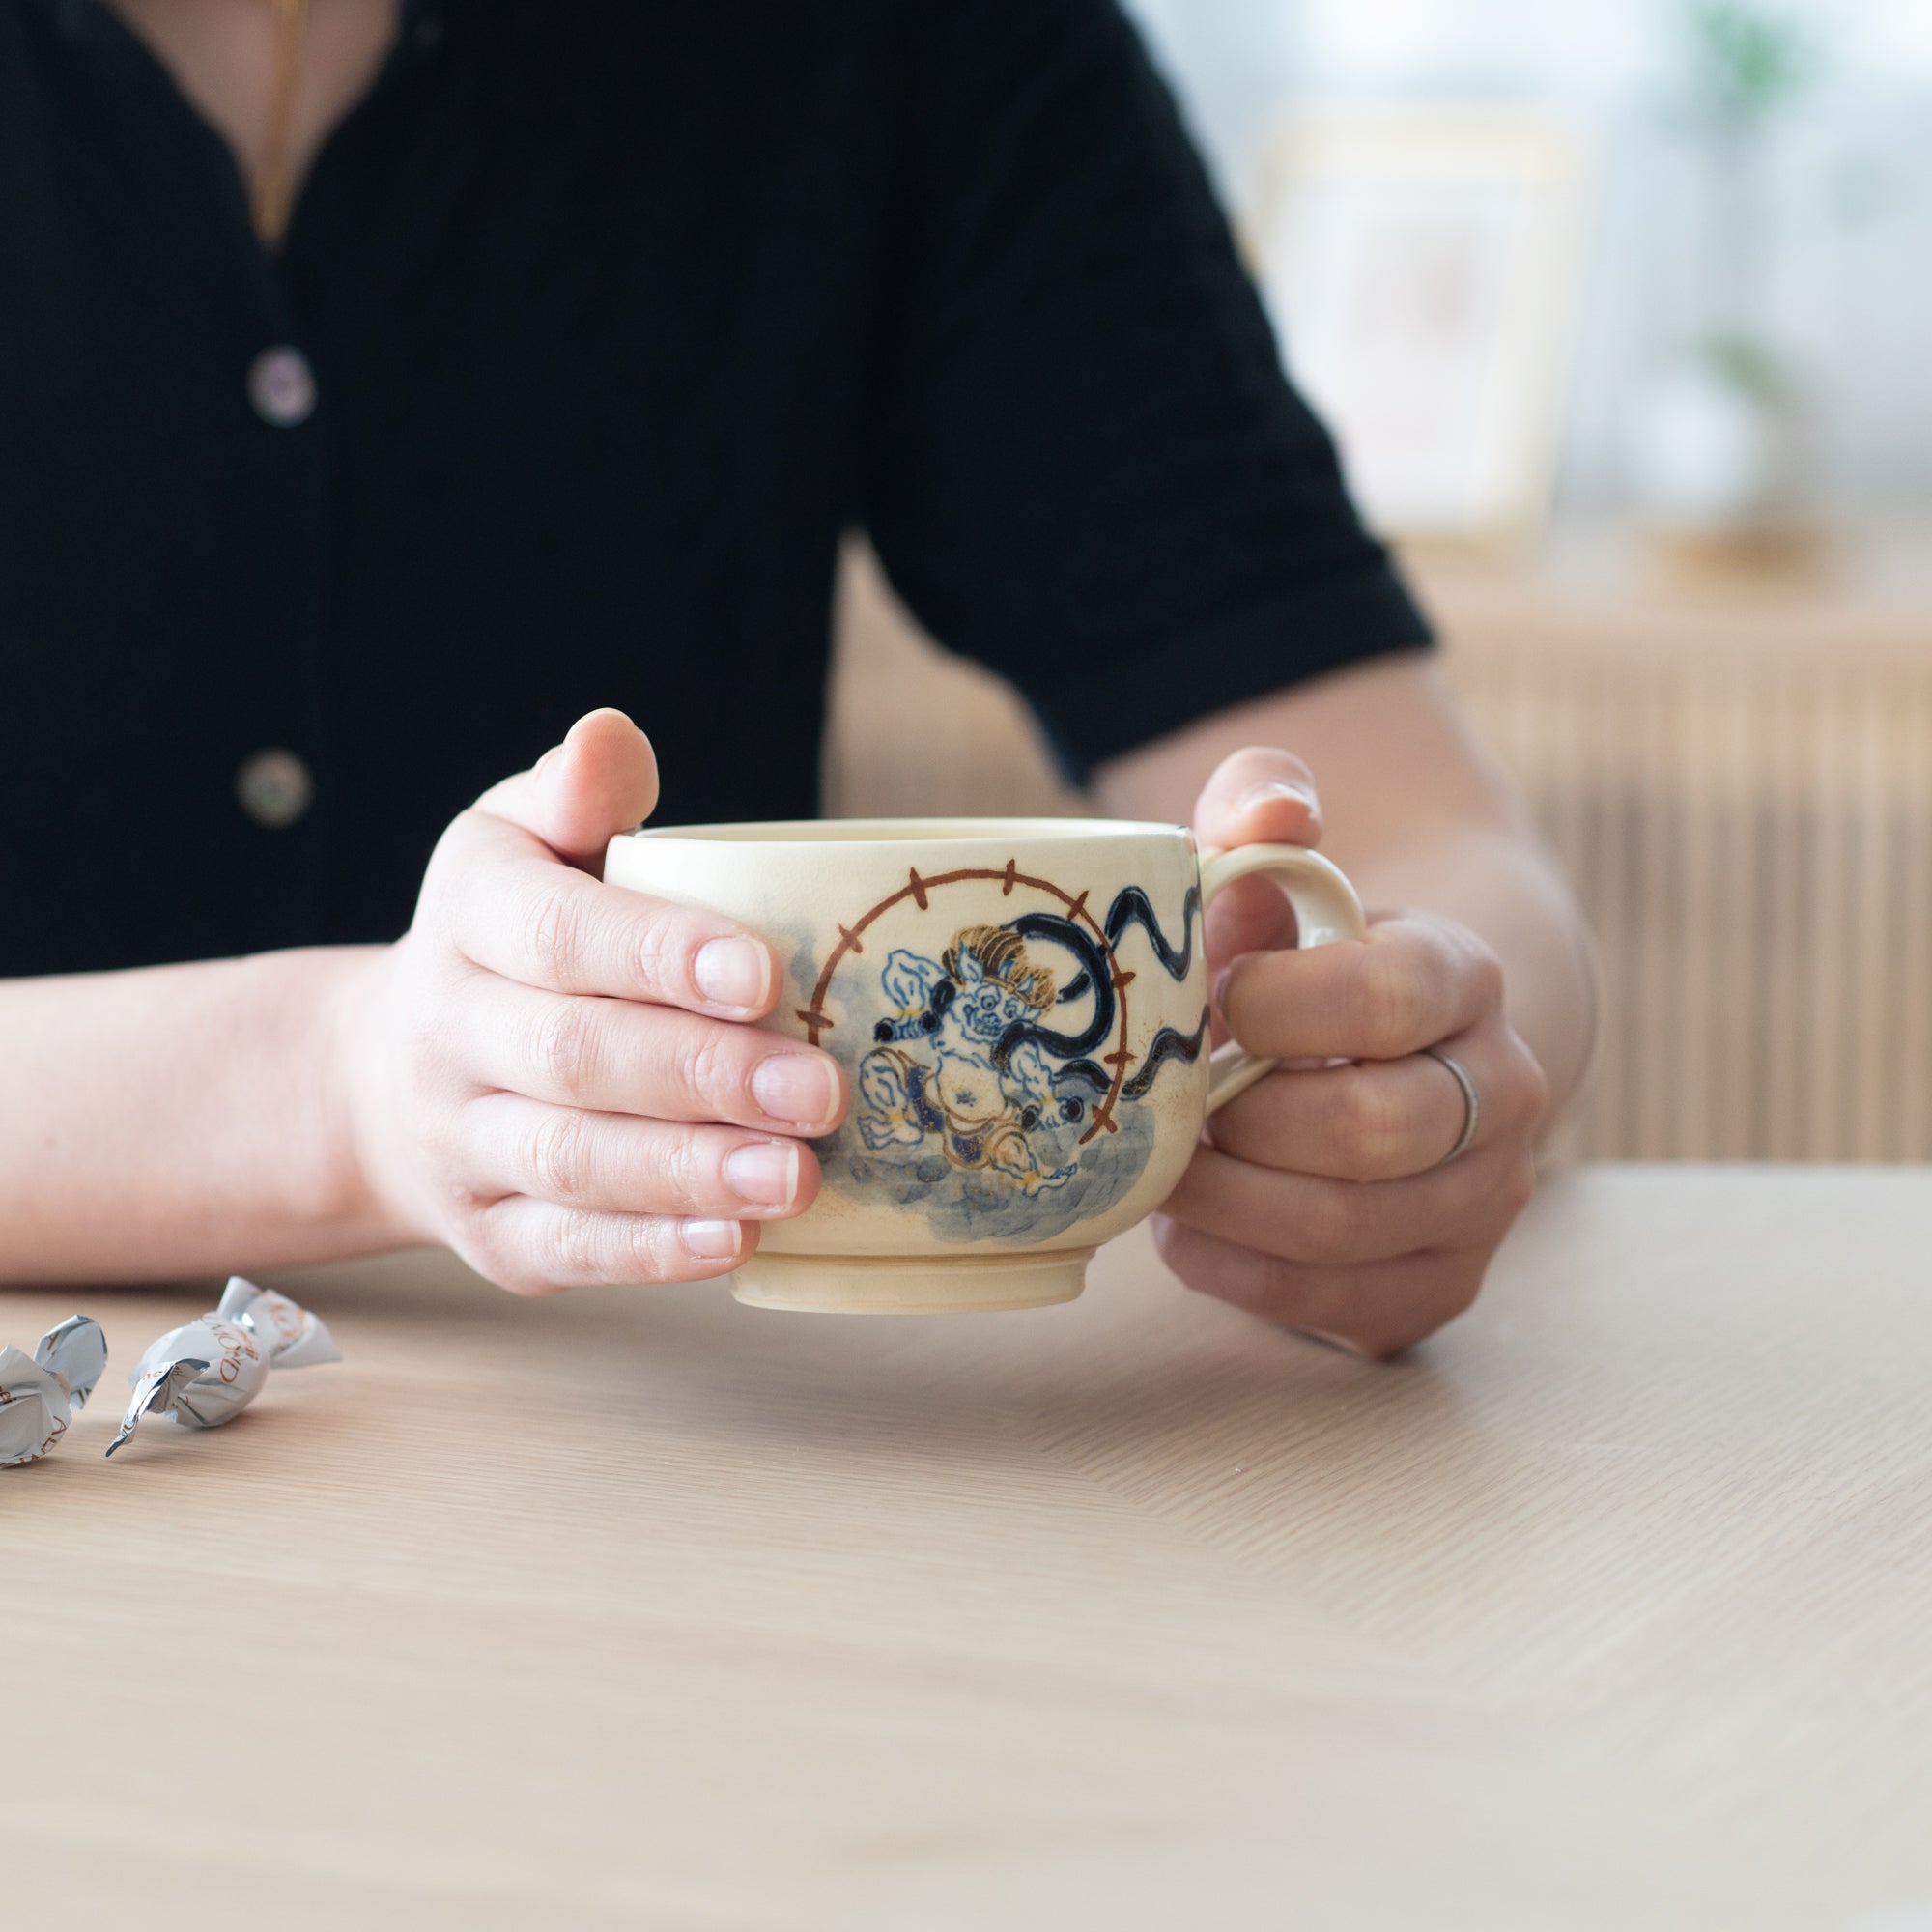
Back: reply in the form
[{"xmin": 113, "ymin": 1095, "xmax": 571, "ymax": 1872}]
[{"xmin": 1, "ymin": 1167, "xmax": 1926, "ymax": 1928}]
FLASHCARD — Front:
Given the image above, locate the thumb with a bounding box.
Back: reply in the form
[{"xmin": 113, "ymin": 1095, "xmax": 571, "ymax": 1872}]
[
  {"xmin": 477, "ymin": 708, "xmax": 661, "ymax": 867},
  {"xmin": 1191, "ymin": 745, "xmax": 1322, "ymax": 852}
]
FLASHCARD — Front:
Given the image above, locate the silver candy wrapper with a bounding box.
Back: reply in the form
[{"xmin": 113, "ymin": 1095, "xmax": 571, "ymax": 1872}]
[
  {"xmin": 0, "ymin": 1315, "xmax": 109, "ymax": 1467},
  {"xmin": 106, "ymin": 1277, "xmax": 340, "ymax": 1458}
]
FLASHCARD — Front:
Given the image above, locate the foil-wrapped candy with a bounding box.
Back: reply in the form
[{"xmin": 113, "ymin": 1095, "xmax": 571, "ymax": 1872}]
[
  {"xmin": 107, "ymin": 1277, "xmax": 340, "ymax": 1458},
  {"xmin": 1, "ymin": 1315, "xmax": 109, "ymax": 1466}
]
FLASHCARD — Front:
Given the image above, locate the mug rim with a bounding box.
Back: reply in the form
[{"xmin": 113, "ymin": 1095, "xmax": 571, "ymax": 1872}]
[{"xmin": 620, "ymin": 816, "xmax": 1193, "ymax": 849}]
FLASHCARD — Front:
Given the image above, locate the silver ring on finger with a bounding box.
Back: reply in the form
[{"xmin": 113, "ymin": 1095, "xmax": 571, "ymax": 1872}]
[{"xmin": 1423, "ymin": 1048, "xmax": 1480, "ymax": 1166}]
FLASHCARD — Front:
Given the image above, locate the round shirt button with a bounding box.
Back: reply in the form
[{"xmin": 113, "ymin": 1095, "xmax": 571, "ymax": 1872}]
[
  {"xmin": 247, "ymin": 347, "xmax": 316, "ymax": 428},
  {"xmin": 236, "ymin": 749, "xmax": 315, "ymax": 829}
]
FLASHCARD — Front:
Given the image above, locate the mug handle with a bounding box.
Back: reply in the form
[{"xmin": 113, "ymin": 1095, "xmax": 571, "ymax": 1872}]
[{"xmin": 1198, "ymin": 844, "xmax": 1368, "ymax": 1114}]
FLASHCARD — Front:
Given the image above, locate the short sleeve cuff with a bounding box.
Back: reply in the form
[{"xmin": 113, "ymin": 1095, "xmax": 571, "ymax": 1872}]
[{"xmin": 1019, "ymin": 561, "xmax": 1435, "ymax": 784}]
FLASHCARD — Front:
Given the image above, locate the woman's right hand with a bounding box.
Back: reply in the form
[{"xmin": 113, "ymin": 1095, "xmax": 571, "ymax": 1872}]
[{"xmin": 336, "ymin": 709, "xmax": 845, "ymax": 1295}]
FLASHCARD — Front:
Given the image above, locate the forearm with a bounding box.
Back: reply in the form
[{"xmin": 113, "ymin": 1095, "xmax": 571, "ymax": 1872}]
[
  {"xmin": 1095, "ymin": 656, "xmax": 1598, "ymax": 1118},
  {"xmin": 0, "ymin": 948, "xmax": 402, "ymax": 1284}
]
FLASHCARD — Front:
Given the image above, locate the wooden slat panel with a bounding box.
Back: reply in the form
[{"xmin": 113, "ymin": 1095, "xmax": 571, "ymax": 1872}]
[{"xmin": 1431, "ymin": 550, "xmax": 1932, "ymax": 1161}]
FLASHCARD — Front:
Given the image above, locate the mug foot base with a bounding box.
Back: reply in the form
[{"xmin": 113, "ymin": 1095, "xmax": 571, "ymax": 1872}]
[{"xmin": 729, "ymin": 1248, "xmax": 1093, "ymax": 1315}]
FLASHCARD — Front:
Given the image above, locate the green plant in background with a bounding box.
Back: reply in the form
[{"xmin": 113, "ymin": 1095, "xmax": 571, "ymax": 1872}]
[
  {"xmin": 1677, "ymin": 1, "xmax": 1816, "ymax": 367},
  {"xmin": 1696, "ymin": 331, "xmax": 1798, "ymax": 409},
  {"xmin": 1684, "ymin": 1, "xmax": 1815, "ymax": 132},
  {"xmin": 1623, "ymin": 0, "xmax": 1824, "ymax": 526}
]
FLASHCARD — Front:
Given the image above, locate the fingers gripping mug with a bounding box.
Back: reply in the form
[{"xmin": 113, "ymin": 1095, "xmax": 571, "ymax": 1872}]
[{"xmin": 605, "ymin": 820, "xmax": 1366, "ymax": 1313}]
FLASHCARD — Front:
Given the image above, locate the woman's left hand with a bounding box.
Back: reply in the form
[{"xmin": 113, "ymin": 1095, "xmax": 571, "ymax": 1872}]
[{"xmin": 1154, "ymin": 749, "xmax": 1550, "ymax": 1359}]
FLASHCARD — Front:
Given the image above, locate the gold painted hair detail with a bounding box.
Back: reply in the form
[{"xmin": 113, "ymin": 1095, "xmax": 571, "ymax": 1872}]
[{"xmin": 943, "ymin": 925, "xmax": 1057, "ymax": 1009}]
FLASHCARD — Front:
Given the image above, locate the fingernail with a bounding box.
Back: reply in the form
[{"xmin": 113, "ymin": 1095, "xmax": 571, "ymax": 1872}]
[
  {"xmin": 724, "ymin": 1140, "xmax": 799, "ymax": 1208},
  {"xmin": 694, "ymin": 936, "xmax": 771, "ymax": 1011},
  {"xmin": 680, "ymin": 1218, "xmax": 742, "ymax": 1261},
  {"xmin": 1232, "ymin": 778, "xmax": 1319, "ymax": 815},
  {"xmin": 752, "ymin": 1053, "xmax": 838, "ymax": 1128}
]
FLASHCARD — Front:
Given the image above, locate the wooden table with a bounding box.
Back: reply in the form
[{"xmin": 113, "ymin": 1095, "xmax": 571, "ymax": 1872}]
[{"xmin": 4, "ymin": 1167, "xmax": 1927, "ymax": 1928}]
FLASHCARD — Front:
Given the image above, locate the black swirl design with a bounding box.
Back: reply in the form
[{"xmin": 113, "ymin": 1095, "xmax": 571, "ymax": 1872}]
[
  {"xmin": 1104, "ymin": 884, "xmax": 1202, "ymax": 981},
  {"xmin": 996, "ymin": 911, "xmax": 1117, "ymax": 1060},
  {"xmin": 1056, "ymin": 1008, "xmax": 1211, "ymax": 1104},
  {"xmin": 1119, "ymin": 1008, "xmax": 1212, "ymax": 1100},
  {"xmin": 1054, "ymin": 1058, "xmax": 1113, "ymax": 1095},
  {"xmin": 982, "ymin": 893, "xmax": 1206, "ymax": 1101}
]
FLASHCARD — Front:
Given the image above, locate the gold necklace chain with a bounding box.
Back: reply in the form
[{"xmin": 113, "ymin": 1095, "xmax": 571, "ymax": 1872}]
[{"xmin": 250, "ymin": 0, "xmax": 310, "ymax": 245}]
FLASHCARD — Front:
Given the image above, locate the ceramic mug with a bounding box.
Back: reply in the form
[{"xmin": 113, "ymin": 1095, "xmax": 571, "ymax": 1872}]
[{"xmin": 604, "ymin": 819, "xmax": 1366, "ymax": 1313}]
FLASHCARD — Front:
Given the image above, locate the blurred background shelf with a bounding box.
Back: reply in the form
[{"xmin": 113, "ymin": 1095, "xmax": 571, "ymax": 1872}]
[{"xmin": 827, "ymin": 525, "xmax": 1932, "ymax": 1162}]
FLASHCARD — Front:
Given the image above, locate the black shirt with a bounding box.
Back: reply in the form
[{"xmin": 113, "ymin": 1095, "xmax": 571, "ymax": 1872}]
[{"xmin": 1, "ymin": 0, "xmax": 1430, "ymax": 975}]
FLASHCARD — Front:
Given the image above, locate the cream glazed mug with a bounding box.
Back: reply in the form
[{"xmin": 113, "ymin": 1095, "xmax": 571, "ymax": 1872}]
[{"xmin": 603, "ymin": 819, "xmax": 1367, "ymax": 1314}]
